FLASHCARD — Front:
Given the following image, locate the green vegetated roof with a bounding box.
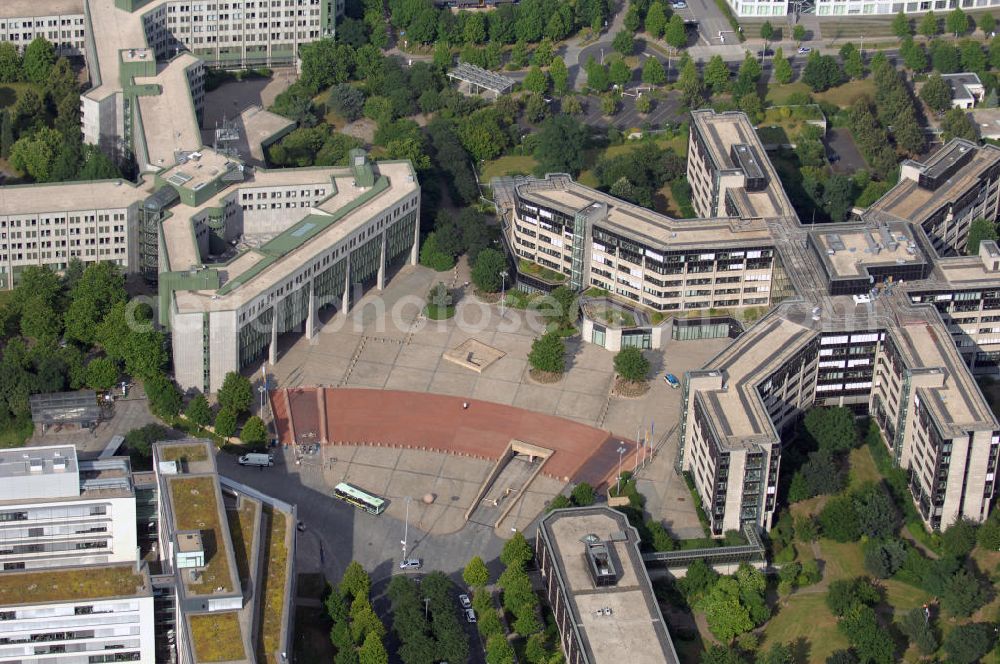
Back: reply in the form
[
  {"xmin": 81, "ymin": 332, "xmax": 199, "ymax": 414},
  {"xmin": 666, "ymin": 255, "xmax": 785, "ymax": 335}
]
[
  {"xmin": 168, "ymin": 476, "xmax": 234, "ymax": 595},
  {"xmin": 161, "ymin": 443, "xmax": 210, "ymax": 463},
  {"xmin": 189, "ymin": 612, "xmax": 247, "ymax": 663},
  {"xmin": 0, "ymin": 565, "xmax": 146, "ymax": 607},
  {"xmin": 215, "ymin": 175, "xmax": 389, "ymax": 296}
]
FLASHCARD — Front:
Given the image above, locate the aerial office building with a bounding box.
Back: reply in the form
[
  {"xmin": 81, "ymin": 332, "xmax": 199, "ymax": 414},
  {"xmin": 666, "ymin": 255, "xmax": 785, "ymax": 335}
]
[
  {"xmin": 0, "ymin": 445, "xmax": 137, "ymax": 572},
  {"xmin": 496, "ymin": 110, "xmax": 1000, "ymax": 534},
  {"xmin": 536, "ymin": 506, "xmax": 680, "ymax": 664}
]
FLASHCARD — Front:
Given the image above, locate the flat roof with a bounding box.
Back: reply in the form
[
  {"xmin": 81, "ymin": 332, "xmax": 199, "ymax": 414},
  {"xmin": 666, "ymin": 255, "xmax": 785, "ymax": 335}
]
[
  {"xmin": 239, "ymin": 106, "xmax": 295, "ymax": 164},
  {"xmin": 812, "ymin": 224, "xmax": 923, "ymax": 278},
  {"xmin": 0, "ymin": 0, "xmax": 84, "ymax": 17},
  {"xmin": 83, "ymin": 0, "xmax": 160, "ymax": 103},
  {"xmin": 135, "ymin": 54, "xmax": 204, "ymax": 168},
  {"xmin": 865, "ymin": 142, "xmax": 1000, "ymax": 225},
  {"xmin": 170, "ymin": 160, "xmax": 417, "ymax": 312},
  {"xmin": 0, "ymin": 564, "xmax": 149, "ymax": 607},
  {"xmin": 158, "ymin": 148, "xmax": 236, "ymax": 194},
  {"xmin": 691, "ymin": 109, "xmax": 795, "ymax": 220},
  {"xmin": 516, "ymin": 177, "xmax": 773, "ymax": 249},
  {"xmin": 538, "ymin": 507, "xmax": 678, "ymax": 664},
  {"xmin": 700, "ymin": 313, "xmax": 818, "ymax": 442},
  {"xmin": 0, "ymin": 178, "xmax": 149, "ymax": 216}
]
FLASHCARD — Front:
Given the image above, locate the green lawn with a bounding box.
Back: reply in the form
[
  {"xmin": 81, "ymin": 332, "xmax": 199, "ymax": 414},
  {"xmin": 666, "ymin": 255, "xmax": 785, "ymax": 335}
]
[
  {"xmin": 481, "ymin": 154, "xmax": 538, "ymax": 180},
  {"xmin": 762, "ymin": 593, "xmax": 850, "ymax": 660},
  {"xmin": 424, "ymin": 304, "xmax": 455, "ymax": 320},
  {"xmin": 847, "ymin": 445, "xmax": 881, "ymax": 490},
  {"xmin": 765, "ymin": 79, "xmax": 875, "ymax": 109}
]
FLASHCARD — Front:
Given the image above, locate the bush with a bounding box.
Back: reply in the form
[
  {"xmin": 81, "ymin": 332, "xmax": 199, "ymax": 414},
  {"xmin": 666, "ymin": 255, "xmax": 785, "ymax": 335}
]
[
  {"xmin": 613, "ymin": 346, "xmax": 650, "ymax": 382},
  {"xmin": 943, "ymin": 622, "xmax": 997, "ymax": 663},
  {"xmin": 240, "ymin": 415, "xmax": 268, "ymax": 449},
  {"xmin": 528, "ymin": 333, "xmax": 565, "ymax": 374},
  {"xmin": 941, "ymin": 518, "xmax": 978, "ymax": 558},
  {"xmin": 570, "ymin": 482, "xmax": 595, "ymax": 506},
  {"xmin": 825, "ymin": 577, "xmax": 880, "ymax": 617},
  {"xmin": 863, "ymin": 539, "xmax": 907, "ymax": 578},
  {"xmin": 214, "ymin": 408, "xmax": 237, "ymax": 439}
]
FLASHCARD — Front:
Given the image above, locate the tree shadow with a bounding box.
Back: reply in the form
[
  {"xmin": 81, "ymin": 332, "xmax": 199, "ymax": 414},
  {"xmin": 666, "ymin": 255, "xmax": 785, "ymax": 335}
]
[{"xmin": 791, "ymin": 636, "xmax": 812, "ymax": 664}]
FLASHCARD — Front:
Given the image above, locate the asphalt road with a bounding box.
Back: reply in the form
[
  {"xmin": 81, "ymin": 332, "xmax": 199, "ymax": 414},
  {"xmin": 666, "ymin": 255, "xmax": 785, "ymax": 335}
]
[{"xmin": 216, "ymin": 449, "xmax": 507, "ymax": 661}]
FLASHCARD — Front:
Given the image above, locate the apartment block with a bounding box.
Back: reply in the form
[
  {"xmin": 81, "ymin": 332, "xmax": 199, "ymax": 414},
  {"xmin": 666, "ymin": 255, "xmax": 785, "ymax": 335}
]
[
  {"xmin": 0, "ymin": 1, "xmax": 86, "ymax": 56},
  {"xmin": 0, "ymin": 564, "xmax": 156, "ymax": 664},
  {"xmin": 0, "ymin": 446, "xmax": 137, "ymax": 572},
  {"xmin": 535, "ymin": 507, "xmax": 679, "ymax": 664}
]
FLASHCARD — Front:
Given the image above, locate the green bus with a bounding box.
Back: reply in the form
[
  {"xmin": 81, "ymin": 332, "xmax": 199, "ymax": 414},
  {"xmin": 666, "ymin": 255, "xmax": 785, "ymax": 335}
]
[{"xmin": 333, "ymin": 482, "xmax": 387, "ymax": 515}]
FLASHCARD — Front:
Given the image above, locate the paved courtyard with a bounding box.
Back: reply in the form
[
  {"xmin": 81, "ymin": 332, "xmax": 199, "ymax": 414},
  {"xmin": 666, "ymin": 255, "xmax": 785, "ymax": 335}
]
[
  {"xmin": 27, "ymin": 396, "xmax": 157, "ymax": 458},
  {"xmin": 259, "ymin": 263, "xmax": 732, "ymax": 538}
]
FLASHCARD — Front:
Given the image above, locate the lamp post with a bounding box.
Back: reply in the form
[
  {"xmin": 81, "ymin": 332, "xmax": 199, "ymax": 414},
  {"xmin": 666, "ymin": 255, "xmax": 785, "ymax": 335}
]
[
  {"xmin": 616, "ymin": 444, "xmax": 627, "ymax": 495},
  {"xmin": 401, "ymin": 496, "xmax": 412, "ymax": 560},
  {"xmin": 860, "ymin": 34, "xmax": 864, "ymax": 58},
  {"xmin": 499, "ymin": 270, "xmax": 509, "ymax": 320}
]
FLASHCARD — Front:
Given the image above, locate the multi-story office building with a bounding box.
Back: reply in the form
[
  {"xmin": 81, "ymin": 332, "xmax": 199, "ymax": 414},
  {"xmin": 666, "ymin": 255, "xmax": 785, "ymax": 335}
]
[
  {"xmin": 495, "ymin": 109, "xmax": 1000, "ymax": 534},
  {"xmin": 0, "ymin": 446, "xmax": 137, "ymax": 571},
  {"xmin": 535, "ymin": 506, "xmax": 679, "ymax": 664},
  {"xmin": 724, "ymin": 0, "xmax": 1000, "ymax": 17},
  {"xmin": 0, "ymin": 1, "xmax": 87, "ymax": 56},
  {"xmin": 0, "ymin": 563, "xmax": 156, "ymax": 664},
  {"xmin": 152, "ymin": 439, "xmax": 296, "ymax": 664}
]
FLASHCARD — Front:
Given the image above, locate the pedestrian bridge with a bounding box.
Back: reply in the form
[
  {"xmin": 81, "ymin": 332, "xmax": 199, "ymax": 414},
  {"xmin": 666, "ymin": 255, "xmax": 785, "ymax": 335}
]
[{"xmin": 642, "ymin": 523, "xmax": 766, "ymax": 574}]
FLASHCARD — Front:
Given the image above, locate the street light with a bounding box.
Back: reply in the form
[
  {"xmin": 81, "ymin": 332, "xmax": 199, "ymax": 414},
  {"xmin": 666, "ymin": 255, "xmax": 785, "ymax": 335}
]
[
  {"xmin": 401, "ymin": 496, "xmax": 412, "ymax": 560},
  {"xmin": 499, "ymin": 270, "xmax": 509, "ymax": 320},
  {"xmin": 616, "ymin": 444, "xmax": 627, "ymax": 495},
  {"xmin": 859, "ymin": 34, "xmax": 864, "ymax": 58}
]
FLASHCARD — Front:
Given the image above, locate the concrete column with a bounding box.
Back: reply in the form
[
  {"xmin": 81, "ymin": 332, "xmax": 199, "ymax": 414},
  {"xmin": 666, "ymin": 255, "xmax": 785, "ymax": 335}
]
[
  {"xmin": 268, "ymin": 304, "xmax": 278, "ymax": 365},
  {"xmin": 410, "ymin": 215, "xmax": 420, "ymax": 265},
  {"xmin": 305, "ymin": 281, "xmax": 316, "ymax": 339},
  {"xmin": 342, "ymin": 252, "xmax": 351, "ymax": 313},
  {"xmin": 377, "ymin": 231, "xmax": 387, "ymax": 290}
]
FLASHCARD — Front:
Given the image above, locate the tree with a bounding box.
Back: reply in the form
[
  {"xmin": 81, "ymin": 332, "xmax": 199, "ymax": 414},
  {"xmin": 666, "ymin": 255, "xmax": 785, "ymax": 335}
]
[
  {"xmin": 64, "ymin": 262, "xmax": 126, "ymax": 346},
  {"xmin": 609, "ymin": 59, "xmax": 631, "ymax": 87},
  {"xmin": 678, "ymin": 58, "xmax": 703, "ymax": 107},
  {"xmin": 216, "ymin": 373, "xmax": 252, "ymax": 415},
  {"xmin": 534, "ymin": 114, "xmax": 587, "ymax": 176},
  {"xmin": 299, "ymin": 39, "xmax": 353, "ymax": 93},
  {"xmin": 920, "ymin": 73, "xmax": 953, "ymax": 113},
  {"xmin": 642, "ymin": 56, "xmax": 666, "ymax": 85},
  {"xmin": 562, "ymin": 95, "xmax": 583, "ymax": 115},
  {"xmin": 185, "ymin": 393, "xmax": 212, "ymax": 427},
  {"xmin": 0, "ymin": 110, "xmax": 13, "ymax": 160},
  {"xmin": 665, "ymin": 15, "xmax": 687, "ymax": 49},
  {"xmin": 10, "ymin": 127, "xmax": 62, "ymax": 182},
  {"xmin": 585, "ymin": 57, "xmax": 609, "ymax": 92},
  {"xmin": 853, "ymin": 483, "xmax": 898, "ymax": 539},
  {"xmin": 550, "ymin": 57, "xmax": 569, "ymax": 95},
  {"xmin": 85, "ymin": 357, "xmax": 118, "ymax": 391},
  {"xmin": 932, "ymin": 40, "xmax": 961, "ymax": 73},
  {"xmin": 523, "ymin": 66, "xmax": 549, "ymax": 95},
  {"xmin": 241, "ymin": 415, "xmax": 268, "ymax": 448},
  {"xmin": 838, "ymin": 604, "xmax": 892, "ymax": 664},
  {"xmin": 897, "ymin": 607, "xmax": 938, "ymax": 655},
  {"xmin": 358, "ymin": 630, "xmax": 388, "ymax": 664},
  {"xmin": 862, "ymin": 538, "xmax": 907, "ymax": 578},
  {"xmin": 124, "ymin": 423, "xmax": 168, "ymax": 459},
  {"xmin": 802, "ymin": 52, "xmax": 843, "ymax": 92},
  {"xmin": 840, "ymin": 42, "xmax": 864, "ymax": 79},
  {"xmin": 349, "ymin": 595, "xmax": 385, "ymax": 645},
  {"xmin": 22, "ymin": 38, "xmax": 55, "ymax": 84},
  {"xmin": 570, "ymin": 482, "xmax": 595, "ymax": 506},
  {"xmin": 419, "ymin": 232, "xmax": 456, "ymax": 272},
  {"xmin": 893, "ymin": 11, "xmax": 912, "ymax": 38},
  {"xmin": 772, "ymin": 48, "xmax": 792, "ymax": 85},
  {"xmin": 793, "ymin": 24, "xmax": 807, "ymax": 42},
  {"xmin": 977, "ymin": 509, "xmax": 1000, "ymax": 548},
  {"xmin": 501, "ymin": 531, "xmax": 534, "ymax": 567},
  {"xmin": 942, "ymin": 622, "xmax": 997, "ymax": 664},
  {"xmin": 340, "ymin": 560, "xmax": 371, "ymax": 600},
  {"xmin": 214, "ymin": 408, "xmax": 238, "ymax": 439},
  {"xmin": 804, "ymin": 407, "xmax": 857, "ymax": 453},
  {"xmin": 463, "ymin": 556, "xmax": 490, "ymax": 588},
  {"xmin": 645, "ymin": 1, "xmax": 668, "ymax": 38},
  {"xmin": 947, "ymin": 7, "xmax": 969, "ymax": 35},
  {"xmin": 0, "ymin": 42, "xmax": 21, "ymax": 83},
  {"xmin": 528, "ymin": 333, "xmax": 565, "ymax": 374},
  {"xmin": 941, "ymin": 518, "xmax": 978, "ymax": 557},
  {"xmin": 698, "ymin": 577, "xmax": 754, "ymax": 642},
  {"xmin": 703, "ymin": 55, "xmax": 729, "ymax": 92},
  {"xmin": 613, "ymin": 30, "xmax": 634, "ymax": 56},
  {"xmin": 981, "ymin": 12, "xmax": 996, "ymax": 34},
  {"xmin": 486, "ymin": 634, "xmax": 516, "ymax": 664},
  {"xmin": 941, "ymin": 107, "xmax": 977, "ymax": 141},
  {"xmin": 145, "ymin": 373, "xmax": 182, "ymax": 418},
  {"xmin": 614, "ymin": 346, "xmax": 650, "ymax": 382},
  {"xmin": 959, "ymin": 39, "xmax": 986, "ymax": 72},
  {"xmin": 328, "ymin": 84, "xmax": 366, "ymax": 121},
  {"xmin": 758, "ymin": 22, "xmax": 775, "ymax": 43},
  {"xmin": 471, "ymin": 248, "xmax": 507, "ymax": 293},
  {"xmin": 940, "ymin": 567, "xmax": 988, "ymax": 617},
  {"xmin": 758, "ymin": 643, "xmax": 793, "ymax": 664},
  {"xmin": 919, "ymin": 11, "xmax": 939, "ymax": 38}
]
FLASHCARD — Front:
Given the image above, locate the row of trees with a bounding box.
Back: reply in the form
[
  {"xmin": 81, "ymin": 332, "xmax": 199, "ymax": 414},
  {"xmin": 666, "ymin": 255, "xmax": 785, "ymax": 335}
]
[
  {"xmin": 386, "ymin": 0, "xmax": 611, "ymax": 47},
  {"xmin": 0, "ymin": 37, "xmax": 121, "ymax": 183},
  {"xmin": 892, "ymin": 7, "xmax": 990, "ymax": 39},
  {"xmin": 326, "ymin": 562, "xmax": 388, "ymax": 664},
  {"xmin": 387, "ymin": 572, "xmax": 470, "ymax": 664}
]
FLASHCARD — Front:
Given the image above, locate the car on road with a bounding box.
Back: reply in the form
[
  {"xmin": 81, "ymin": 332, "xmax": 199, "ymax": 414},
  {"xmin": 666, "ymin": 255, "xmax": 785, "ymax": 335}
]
[
  {"xmin": 664, "ymin": 373, "xmax": 680, "ymax": 389},
  {"xmin": 758, "ymin": 48, "xmax": 774, "ymax": 58},
  {"xmin": 797, "ymin": 46, "xmax": 812, "ymax": 54},
  {"xmin": 238, "ymin": 453, "xmax": 274, "ymax": 467},
  {"xmin": 671, "ymin": 1, "xmax": 687, "ymax": 8},
  {"xmin": 465, "ymin": 608, "xmax": 477, "ymax": 623},
  {"xmin": 458, "ymin": 594, "xmax": 472, "ymax": 609},
  {"xmin": 399, "ymin": 558, "xmax": 422, "ymax": 570}
]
